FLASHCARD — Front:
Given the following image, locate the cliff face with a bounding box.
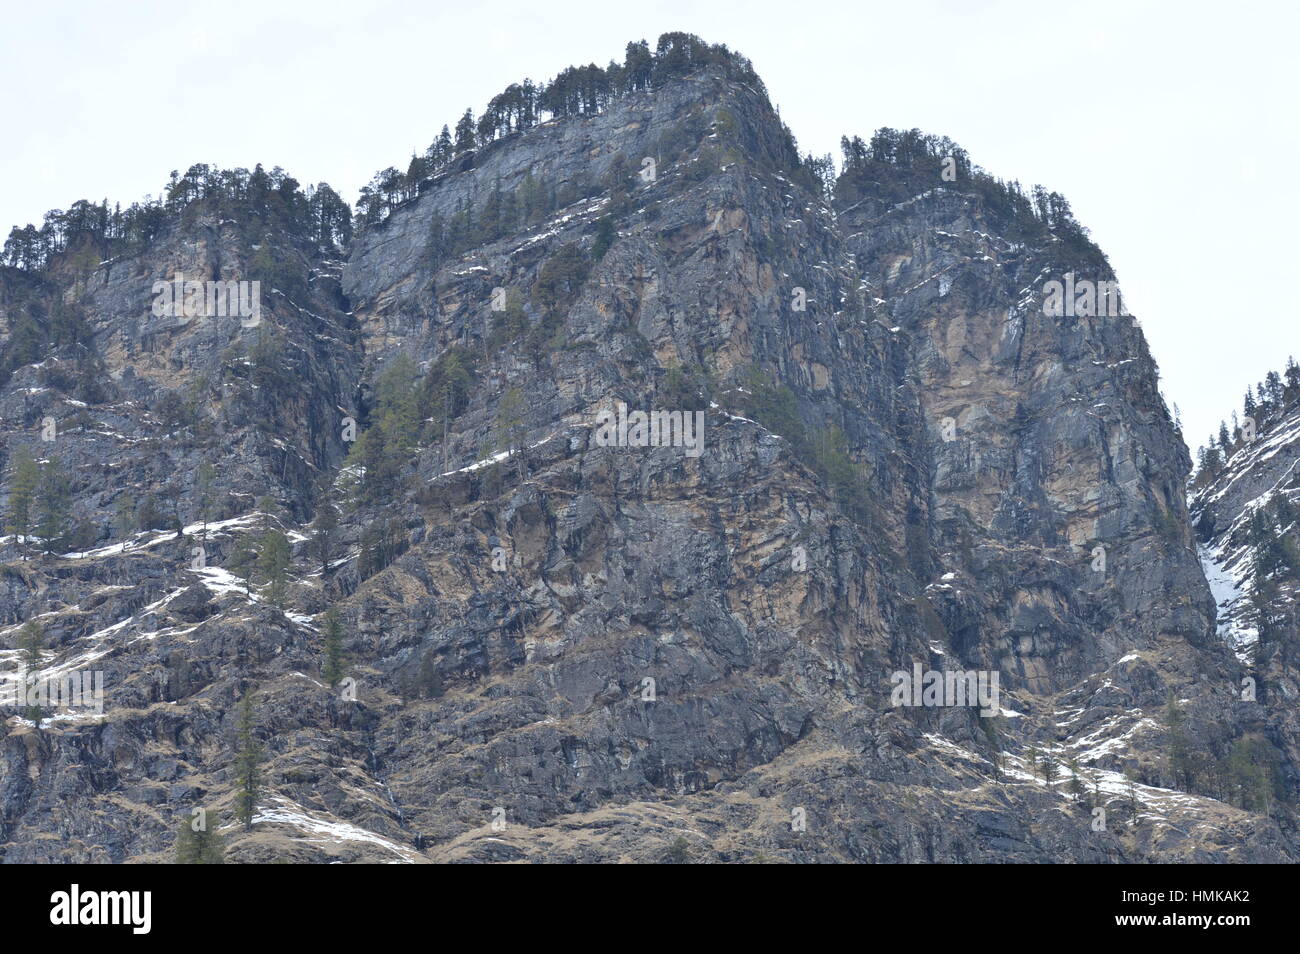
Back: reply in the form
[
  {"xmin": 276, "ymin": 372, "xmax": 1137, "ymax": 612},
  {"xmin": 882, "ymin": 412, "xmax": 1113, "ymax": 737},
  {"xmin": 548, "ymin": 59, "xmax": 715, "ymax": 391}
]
[
  {"xmin": 1, "ymin": 53, "xmax": 1296, "ymax": 863},
  {"xmin": 1190, "ymin": 403, "xmax": 1300, "ymax": 791}
]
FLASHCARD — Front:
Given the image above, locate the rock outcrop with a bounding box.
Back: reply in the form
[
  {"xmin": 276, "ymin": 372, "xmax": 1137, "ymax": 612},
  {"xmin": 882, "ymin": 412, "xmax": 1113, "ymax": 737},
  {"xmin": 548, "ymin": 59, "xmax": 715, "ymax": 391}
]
[{"xmin": 1, "ymin": 38, "xmax": 1296, "ymax": 863}]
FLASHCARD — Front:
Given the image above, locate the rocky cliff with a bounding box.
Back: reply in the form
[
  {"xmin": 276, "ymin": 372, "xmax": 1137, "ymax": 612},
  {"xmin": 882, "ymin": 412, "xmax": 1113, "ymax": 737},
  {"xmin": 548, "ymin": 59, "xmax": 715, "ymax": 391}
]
[{"xmin": 1, "ymin": 36, "xmax": 1296, "ymax": 863}]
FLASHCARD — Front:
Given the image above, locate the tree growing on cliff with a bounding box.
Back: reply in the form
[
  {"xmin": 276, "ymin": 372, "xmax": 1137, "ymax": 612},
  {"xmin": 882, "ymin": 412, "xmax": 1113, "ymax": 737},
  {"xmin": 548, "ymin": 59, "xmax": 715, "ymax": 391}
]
[
  {"xmin": 494, "ymin": 387, "xmax": 528, "ymax": 481},
  {"xmin": 1164, "ymin": 695, "xmax": 1198, "ymax": 790},
  {"xmin": 17, "ymin": 620, "xmax": 45, "ymax": 725},
  {"xmin": 1068, "ymin": 758, "xmax": 1085, "ymax": 801},
  {"xmin": 17, "ymin": 619, "xmax": 44, "ymax": 671},
  {"xmin": 4, "ymin": 446, "xmax": 38, "ymax": 559},
  {"xmin": 1226, "ymin": 737, "xmax": 1275, "ymax": 812},
  {"xmin": 113, "ymin": 494, "xmax": 136, "ymax": 542},
  {"xmin": 195, "ymin": 461, "xmax": 217, "ymax": 536},
  {"xmin": 174, "ymin": 810, "xmax": 225, "ymax": 864},
  {"xmin": 454, "ymin": 109, "xmax": 476, "ymax": 152},
  {"xmin": 431, "ymin": 125, "xmax": 453, "ymax": 164},
  {"xmin": 226, "ymin": 532, "xmax": 259, "ymax": 597},
  {"xmin": 418, "ymin": 347, "xmax": 473, "ymax": 459},
  {"xmin": 1040, "ymin": 751, "xmax": 1058, "ymax": 787},
  {"xmin": 233, "ymin": 690, "xmax": 262, "ymax": 830},
  {"xmin": 592, "ymin": 215, "xmax": 617, "ymax": 260},
  {"xmin": 257, "ymin": 528, "xmax": 292, "ymax": 607},
  {"xmin": 310, "ymin": 495, "xmax": 339, "ymax": 577},
  {"xmin": 321, "ymin": 608, "xmax": 347, "ymax": 689}
]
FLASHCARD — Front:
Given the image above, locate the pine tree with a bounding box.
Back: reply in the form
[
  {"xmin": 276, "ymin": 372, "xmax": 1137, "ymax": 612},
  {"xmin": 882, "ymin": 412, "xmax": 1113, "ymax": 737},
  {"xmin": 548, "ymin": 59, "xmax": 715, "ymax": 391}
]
[
  {"xmin": 1041, "ymin": 752, "xmax": 1058, "ymax": 787},
  {"xmin": 257, "ymin": 529, "xmax": 292, "ymax": 607},
  {"xmin": 454, "ymin": 109, "xmax": 476, "ymax": 152},
  {"xmin": 419, "ymin": 349, "xmax": 472, "ymax": 451},
  {"xmin": 1227, "ymin": 738, "xmax": 1273, "ymax": 812},
  {"xmin": 4, "ymin": 446, "xmax": 39, "ymax": 560},
  {"xmin": 17, "ymin": 619, "xmax": 44, "ymax": 670},
  {"xmin": 195, "ymin": 461, "xmax": 217, "ymax": 535},
  {"xmin": 113, "ymin": 494, "xmax": 136, "ymax": 544},
  {"xmin": 227, "ymin": 532, "xmax": 259, "ymax": 597},
  {"xmin": 321, "ymin": 608, "xmax": 346, "ymax": 688},
  {"xmin": 494, "ymin": 386, "xmax": 527, "ymax": 480},
  {"xmin": 592, "ymin": 215, "xmax": 617, "ymax": 260},
  {"xmin": 17, "ymin": 620, "xmax": 45, "ymax": 725},
  {"xmin": 356, "ymin": 422, "xmax": 397, "ymax": 502},
  {"xmin": 233, "ymin": 690, "xmax": 261, "ymax": 830},
  {"xmin": 373, "ymin": 353, "xmax": 421, "ymax": 453},
  {"xmin": 310, "ymin": 496, "xmax": 339, "ymax": 576},
  {"xmin": 34, "ymin": 457, "xmax": 71, "ymax": 553},
  {"xmin": 174, "ymin": 811, "xmax": 225, "ymax": 863},
  {"xmin": 135, "ymin": 492, "xmax": 168, "ymax": 531},
  {"xmin": 1166, "ymin": 694, "xmax": 1195, "ymax": 789},
  {"xmin": 254, "ymin": 494, "xmax": 284, "ymax": 533},
  {"xmin": 173, "ymin": 814, "xmax": 199, "ymax": 862},
  {"xmin": 433, "ymin": 125, "xmax": 453, "ymax": 164},
  {"xmin": 1265, "ymin": 370, "xmax": 1284, "ymax": 406}
]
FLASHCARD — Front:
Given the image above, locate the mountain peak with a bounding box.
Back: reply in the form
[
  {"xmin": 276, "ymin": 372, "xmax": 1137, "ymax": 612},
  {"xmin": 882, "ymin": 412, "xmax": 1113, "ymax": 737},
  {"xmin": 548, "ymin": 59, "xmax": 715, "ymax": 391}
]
[{"xmin": 2, "ymin": 31, "xmax": 1297, "ymax": 866}]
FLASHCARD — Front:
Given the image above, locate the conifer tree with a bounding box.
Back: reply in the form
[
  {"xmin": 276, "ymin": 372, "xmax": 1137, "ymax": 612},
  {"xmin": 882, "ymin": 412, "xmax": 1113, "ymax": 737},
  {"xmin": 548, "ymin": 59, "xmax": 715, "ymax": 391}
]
[
  {"xmin": 321, "ymin": 608, "xmax": 346, "ymax": 688},
  {"xmin": 433, "ymin": 125, "xmax": 453, "ymax": 164},
  {"xmin": 4, "ymin": 446, "xmax": 39, "ymax": 560},
  {"xmin": 257, "ymin": 529, "xmax": 292, "ymax": 607},
  {"xmin": 233, "ymin": 690, "xmax": 261, "ymax": 830},
  {"xmin": 17, "ymin": 619, "xmax": 44, "ymax": 670},
  {"xmin": 310, "ymin": 496, "xmax": 339, "ymax": 577},
  {"xmin": 454, "ymin": 109, "xmax": 476, "ymax": 152},
  {"xmin": 592, "ymin": 215, "xmax": 617, "ymax": 259},
  {"xmin": 135, "ymin": 492, "xmax": 168, "ymax": 531},
  {"xmin": 195, "ymin": 461, "xmax": 217, "ymax": 536},
  {"xmin": 34, "ymin": 457, "xmax": 71, "ymax": 553},
  {"xmin": 174, "ymin": 811, "xmax": 225, "ymax": 863},
  {"xmin": 494, "ymin": 387, "xmax": 527, "ymax": 480},
  {"xmin": 113, "ymin": 495, "xmax": 136, "ymax": 544},
  {"xmin": 1125, "ymin": 772, "xmax": 1140, "ymax": 819},
  {"xmin": 1041, "ymin": 752, "xmax": 1058, "ymax": 787},
  {"xmin": 17, "ymin": 620, "xmax": 45, "ymax": 725},
  {"xmin": 227, "ymin": 532, "xmax": 259, "ymax": 597},
  {"xmin": 1165, "ymin": 694, "xmax": 1196, "ymax": 789},
  {"xmin": 1068, "ymin": 758, "xmax": 1084, "ymax": 800}
]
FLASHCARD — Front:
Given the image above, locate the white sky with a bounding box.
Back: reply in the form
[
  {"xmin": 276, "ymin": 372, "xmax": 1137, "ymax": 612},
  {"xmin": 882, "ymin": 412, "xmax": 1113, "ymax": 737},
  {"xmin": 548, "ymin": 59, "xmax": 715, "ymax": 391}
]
[{"xmin": 2, "ymin": 0, "xmax": 1295, "ymax": 450}]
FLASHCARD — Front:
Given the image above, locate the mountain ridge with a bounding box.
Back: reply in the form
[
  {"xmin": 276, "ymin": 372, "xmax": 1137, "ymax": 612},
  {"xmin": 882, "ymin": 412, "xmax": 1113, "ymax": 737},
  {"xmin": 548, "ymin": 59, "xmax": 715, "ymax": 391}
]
[{"xmin": 0, "ymin": 34, "xmax": 1296, "ymax": 863}]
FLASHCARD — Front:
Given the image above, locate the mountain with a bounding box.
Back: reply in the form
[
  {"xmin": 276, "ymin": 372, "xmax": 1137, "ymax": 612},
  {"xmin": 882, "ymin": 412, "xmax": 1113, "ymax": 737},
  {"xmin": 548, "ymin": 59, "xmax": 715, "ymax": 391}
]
[
  {"xmin": 1, "ymin": 33, "xmax": 1296, "ymax": 863},
  {"xmin": 1191, "ymin": 370, "xmax": 1300, "ymax": 699}
]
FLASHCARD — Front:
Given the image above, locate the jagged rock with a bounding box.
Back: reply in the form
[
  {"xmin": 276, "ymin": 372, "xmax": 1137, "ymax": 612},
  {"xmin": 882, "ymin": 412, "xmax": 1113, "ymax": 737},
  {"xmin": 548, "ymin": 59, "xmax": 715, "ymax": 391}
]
[{"xmin": 0, "ymin": 40, "xmax": 1296, "ymax": 864}]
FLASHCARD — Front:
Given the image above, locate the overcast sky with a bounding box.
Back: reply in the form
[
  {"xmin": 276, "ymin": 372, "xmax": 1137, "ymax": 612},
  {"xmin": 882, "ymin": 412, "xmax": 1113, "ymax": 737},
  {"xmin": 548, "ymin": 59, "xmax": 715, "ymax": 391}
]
[{"xmin": 3, "ymin": 0, "xmax": 1295, "ymax": 450}]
